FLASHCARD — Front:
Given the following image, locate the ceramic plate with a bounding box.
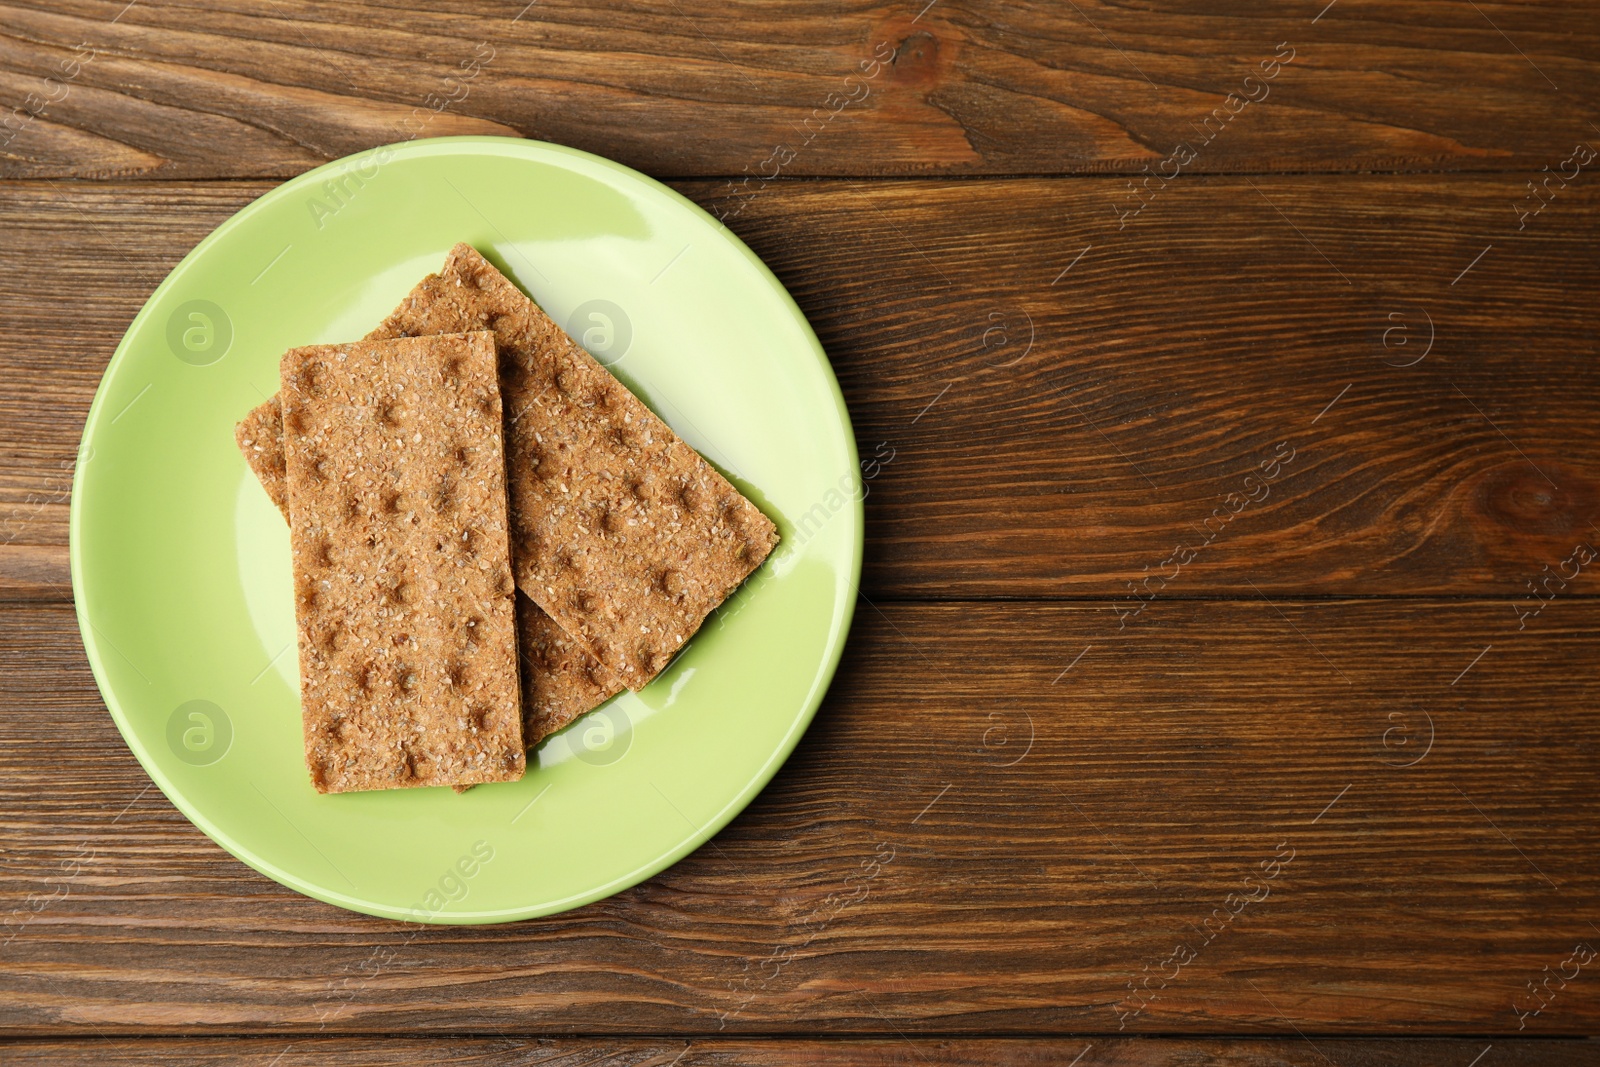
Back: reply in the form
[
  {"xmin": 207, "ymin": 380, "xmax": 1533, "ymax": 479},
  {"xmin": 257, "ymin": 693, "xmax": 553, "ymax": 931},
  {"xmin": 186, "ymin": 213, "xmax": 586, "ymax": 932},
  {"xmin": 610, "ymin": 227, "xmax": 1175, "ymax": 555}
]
[{"xmin": 71, "ymin": 136, "xmax": 860, "ymax": 923}]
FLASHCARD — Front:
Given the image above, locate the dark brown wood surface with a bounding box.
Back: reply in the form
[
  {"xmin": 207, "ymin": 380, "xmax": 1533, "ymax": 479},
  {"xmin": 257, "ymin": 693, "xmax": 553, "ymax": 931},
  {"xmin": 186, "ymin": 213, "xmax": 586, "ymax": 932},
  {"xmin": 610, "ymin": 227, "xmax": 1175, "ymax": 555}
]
[
  {"xmin": 5, "ymin": 176, "xmax": 1598, "ymax": 599},
  {"xmin": 2, "ymin": 599, "xmax": 1598, "ymax": 1034},
  {"xmin": 5, "ymin": 1037, "xmax": 1600, "ymax": 1066},
  {"xmin": 3, "ymin": 0, "xmax": 1599, "ymax": 1058},
  {"xmin": 1, "ymin": 0, "xmax": 1598, "ymax": 178}
]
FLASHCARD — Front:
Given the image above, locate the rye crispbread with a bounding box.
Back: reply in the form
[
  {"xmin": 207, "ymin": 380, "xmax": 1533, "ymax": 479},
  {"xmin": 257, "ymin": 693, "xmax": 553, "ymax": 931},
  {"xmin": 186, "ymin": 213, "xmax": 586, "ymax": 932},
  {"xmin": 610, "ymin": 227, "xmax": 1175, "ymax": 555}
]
[
  {"xmin": 369, "ymin": 244, "xmax": 779, "ymax": 689},
  {"xmin": 236, "ymin": 342, "xmax": 623, "ymax": 752},
  {"xmin": 236, "ymin": 423, "xmax": 622, "ymax": 743},
  {"xmin": 238, "ymin": 243, "xmax": 776, "ymax": 692},
  {"xmin": 514, "ymin": 593, "xmax": 624, "ymax": 741},
  {"xmin": 235, "ymin": 396, "xmax": 288, "ymax": 514},
  {"xmin": 280, "ymin": 331, "xmax": 524, "ymax": 793}
]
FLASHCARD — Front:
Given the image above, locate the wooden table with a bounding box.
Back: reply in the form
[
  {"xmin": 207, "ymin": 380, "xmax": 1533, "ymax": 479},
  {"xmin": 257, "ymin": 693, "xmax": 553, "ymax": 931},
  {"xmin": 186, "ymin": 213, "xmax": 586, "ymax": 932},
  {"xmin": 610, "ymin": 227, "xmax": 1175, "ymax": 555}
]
[{"xmin": 4, "ymin": 1, "xmax": 1599, "ymax": 1062}]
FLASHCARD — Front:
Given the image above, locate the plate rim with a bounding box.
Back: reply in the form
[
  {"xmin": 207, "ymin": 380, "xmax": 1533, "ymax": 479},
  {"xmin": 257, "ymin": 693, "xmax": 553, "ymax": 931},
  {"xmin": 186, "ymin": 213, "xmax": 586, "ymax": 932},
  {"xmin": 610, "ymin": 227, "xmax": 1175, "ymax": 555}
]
[{"xmin": 69, "ymin": 134, "xmax": 864, "ymax": 923}]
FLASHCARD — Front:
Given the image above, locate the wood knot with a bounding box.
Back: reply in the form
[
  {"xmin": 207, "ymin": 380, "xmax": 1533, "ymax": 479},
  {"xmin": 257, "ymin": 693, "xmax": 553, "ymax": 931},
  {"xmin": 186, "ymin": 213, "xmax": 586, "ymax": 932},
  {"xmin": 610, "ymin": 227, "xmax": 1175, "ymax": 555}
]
[
  {"xmin": 1480, "ymin": 461, "xmax": 1586, "ymax": 535},
  {"xmin": 886, "ymin": 29, "xmax": 945, "ymax": 89}
]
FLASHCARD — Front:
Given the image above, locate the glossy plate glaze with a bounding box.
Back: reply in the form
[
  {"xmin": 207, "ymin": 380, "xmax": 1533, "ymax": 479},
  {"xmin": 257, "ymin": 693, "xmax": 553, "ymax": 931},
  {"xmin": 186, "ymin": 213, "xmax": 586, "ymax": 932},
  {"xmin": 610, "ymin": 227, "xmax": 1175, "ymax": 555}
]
[{"xmin": 71, "ymin": 137, "xmax": 861, "ymax": 923}]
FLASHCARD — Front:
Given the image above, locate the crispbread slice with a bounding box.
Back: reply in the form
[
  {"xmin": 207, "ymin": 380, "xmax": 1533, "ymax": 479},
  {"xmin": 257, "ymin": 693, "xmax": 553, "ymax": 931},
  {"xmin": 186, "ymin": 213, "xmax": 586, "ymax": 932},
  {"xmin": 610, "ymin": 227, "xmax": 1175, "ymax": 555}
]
[
  {"xmin": 242, "ymin": 434, "xmax": 622, "ymax": 747},
  {"xmin": 235, "ymin": 396, "xmax": 287, "ymax": 514},
  {"xmin": 236, "ymin": 470, "xmax": 623, "ymax": 757},
  {"xmin": 236, "ymin": 352, "xmax": 623, "ymax": 750},
  {"xmin": 280, "ymin": 331, "xmax": 524, "ymax": 793},
  {"xmin": 370, "ymin": 244, "xmax": 779, "ymax": 689},
  {"xmin": 517, "ymin": 594, "xmax": 625, "ymax": 740},
  {"xmin": 236, "ymin": 244, "xmax": 778, "ymax": 691}
]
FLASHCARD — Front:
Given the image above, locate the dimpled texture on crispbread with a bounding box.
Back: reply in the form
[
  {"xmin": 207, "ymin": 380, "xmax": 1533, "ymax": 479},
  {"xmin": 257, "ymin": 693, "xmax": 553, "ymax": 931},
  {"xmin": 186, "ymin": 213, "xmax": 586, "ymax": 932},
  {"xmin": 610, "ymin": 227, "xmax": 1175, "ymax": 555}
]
[
  {"xmin": 233, "ymin": 436, "xmax": 620, "ymax": 749},
  {"xmin": 369, "ymin": 243, "xmax": 779, "ymax": 690},
  {"xmin": 232, "ymin": 272, "xmax": 628, "ymax": 743},
  {"xmin": 280, "ymin": 331, "xmax": 524, "ymax": 793},
  {"xmin": 235, "ymin": 396, "xmax": 287, "ymax": 514},
  {"xmin": 517, "ymin": 592, "xmax": 625, "ymax": 742}
]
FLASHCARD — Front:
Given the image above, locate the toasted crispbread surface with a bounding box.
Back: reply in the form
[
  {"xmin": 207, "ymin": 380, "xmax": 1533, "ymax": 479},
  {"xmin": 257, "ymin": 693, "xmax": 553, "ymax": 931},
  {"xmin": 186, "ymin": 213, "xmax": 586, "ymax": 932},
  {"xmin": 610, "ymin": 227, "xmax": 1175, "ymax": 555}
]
[
  {"xmin": 280, "ymin": 331, "xmax": 524, "ymax": 794},
  {"xmin": 517, "ymin": 592, "xmax": 625, "ymax": 742},
  {"xmin": 235, "ymin": 395, "xmax": 288, "ymax": 514},
  {"xmin": 370, "ymin": 244, "xmax": 779, "ymax": 689},
  {"xmin": 231, "ymin": 443, "xmax": 620, "ymax": 751},
  {"xmin": 236, "ymin": 243, "xmax": 777, "ymax": 693},
  {"xmin": 234, "ymin": 306, "xmax": 626, "ymax": 753}
]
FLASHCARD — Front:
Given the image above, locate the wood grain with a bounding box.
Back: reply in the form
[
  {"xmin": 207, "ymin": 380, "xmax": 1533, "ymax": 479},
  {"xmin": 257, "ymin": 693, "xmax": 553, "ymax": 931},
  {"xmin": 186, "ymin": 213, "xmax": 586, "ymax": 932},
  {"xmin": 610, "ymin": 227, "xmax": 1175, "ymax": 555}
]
[
  {"xmin": 5, "ymin": 0, "xmax": 1598, "ymax": 1048},
  {"xmin": 734, "ymin": 174, "xmax": 1600, "ymax": 600},
  {"xmin": 4, "ymin": 177, "xmax": 1597, "ymax": 600},
  {"xmin": 0, "ymin": 0, "xmax": 1596, "ymax": 180},
  {"xmin": 3, "ymin": 599, "xmax": 1597, "ymax": 1035},
  {"xmin": 3, "ymin": 1036, "xmax": 1598, "ymax": 1066}
]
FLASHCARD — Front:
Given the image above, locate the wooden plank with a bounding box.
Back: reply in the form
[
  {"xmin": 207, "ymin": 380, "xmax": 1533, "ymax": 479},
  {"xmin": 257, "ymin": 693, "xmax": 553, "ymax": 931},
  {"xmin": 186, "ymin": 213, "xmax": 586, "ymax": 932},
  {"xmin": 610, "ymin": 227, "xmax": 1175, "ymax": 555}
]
[
  {"xmin": 735, "ymin": 174, "xmax": 1600, "ymax": 600},
  {"xmin": 4, "ymin": 177, "xmax": 1598, "ymax": 599},
  {"xmin": 2, "ymin": 1036, "xmax": 1597, "ymax": 1066},
  {"xmin": 2, "ymin": 599, "xmax": 1596, "ymax": 1034},
  {"xmin": 0, "ymin": 0, "xmax": 1596, "ymax": 179},
  {"xmin": 0, "ymin": 544, "xmax": 70, "ymax": 601}
]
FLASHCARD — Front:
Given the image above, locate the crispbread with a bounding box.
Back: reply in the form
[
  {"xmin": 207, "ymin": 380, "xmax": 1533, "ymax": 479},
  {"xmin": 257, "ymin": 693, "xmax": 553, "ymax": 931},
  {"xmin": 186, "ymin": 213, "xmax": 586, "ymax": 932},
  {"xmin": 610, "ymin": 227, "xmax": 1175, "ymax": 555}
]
[
  {"xmin": 280, "ymin": 331, "xmax": 524, "ymax": 793},
  {"xmin": 236, "ymin": 243, "xmax": 778, "ymax": 691},
  {"xmin": 240, "ymin": 435, "xmax": 621, "ymax": 748},
  {"xmin": 370, "ymin": 244, "xmax": 779, "ymax": 689},
  {"xmin": 517, "ymin": 592, "xmax": 625, "ymax": 740},
  {"xmin": 235, "ymin": 396, "xmax": 287, "ymax": 514},
  {"xmin": 237, "ymin": 362, "xmax": 624, "ymax": 752}
]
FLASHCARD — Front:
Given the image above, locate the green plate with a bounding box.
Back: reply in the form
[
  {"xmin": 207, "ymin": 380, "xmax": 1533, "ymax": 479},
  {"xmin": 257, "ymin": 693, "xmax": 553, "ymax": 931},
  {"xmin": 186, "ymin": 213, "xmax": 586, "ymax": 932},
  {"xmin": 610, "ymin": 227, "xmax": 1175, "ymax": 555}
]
[{"xmin": 71, "ymin": 137, "xmax": 861, "ymax": 923}]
